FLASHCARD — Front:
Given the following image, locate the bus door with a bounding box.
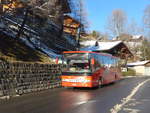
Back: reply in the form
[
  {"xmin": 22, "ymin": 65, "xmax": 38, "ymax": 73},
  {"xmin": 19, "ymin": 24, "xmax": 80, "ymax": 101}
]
[{"xmin": 90, "ymin": 58, "xmax": 102, "ymax": 86}]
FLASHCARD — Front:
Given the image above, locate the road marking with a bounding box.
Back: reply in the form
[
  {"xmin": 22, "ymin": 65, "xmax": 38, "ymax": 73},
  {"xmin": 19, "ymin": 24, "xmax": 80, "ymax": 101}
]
[
  {"xmin": 110, "ymin": 79, "xmax": 150, "ymax": 113},
  {"xmin": 123, "ymin": 108, "xmax": 140, "ymax": 113},
  {"xmin": 75, "ymin": 100, "xmax": 97, "ymax": 106},
  {"xmin": 75, "ymin": 101, "xmax": 88, "ymax": 105}
]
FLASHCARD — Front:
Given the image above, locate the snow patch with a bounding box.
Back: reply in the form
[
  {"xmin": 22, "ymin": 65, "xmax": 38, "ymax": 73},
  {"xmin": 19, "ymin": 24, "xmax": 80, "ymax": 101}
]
[{"xmin": 127, "ymin": 60, "xmax": 150, "ymax": 66}]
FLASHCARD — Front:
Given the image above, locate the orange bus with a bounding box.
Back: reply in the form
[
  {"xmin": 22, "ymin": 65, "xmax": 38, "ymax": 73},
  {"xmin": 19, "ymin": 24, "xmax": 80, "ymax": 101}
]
[{"xmin": 61, "ymin": 51, "xmax": 122, "ymax": 88}]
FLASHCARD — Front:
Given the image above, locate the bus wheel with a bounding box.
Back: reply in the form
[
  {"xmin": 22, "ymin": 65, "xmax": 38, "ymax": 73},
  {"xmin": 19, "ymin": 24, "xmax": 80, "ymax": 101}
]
[{"xmin": 98, "ymin": 77, "xmax": 103, "ymax": 88}]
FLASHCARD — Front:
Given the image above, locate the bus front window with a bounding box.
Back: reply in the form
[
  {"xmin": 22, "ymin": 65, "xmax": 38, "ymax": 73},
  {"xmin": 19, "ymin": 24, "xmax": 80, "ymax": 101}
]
[{"xmin": 63, "ymin": 60, "xmax": 91, "ymax": 73}]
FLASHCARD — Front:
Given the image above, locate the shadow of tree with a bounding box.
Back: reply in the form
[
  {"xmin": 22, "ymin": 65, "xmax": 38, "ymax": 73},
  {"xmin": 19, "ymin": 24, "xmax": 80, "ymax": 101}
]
[{"xmin": 0, "ymin": 33, "xmax": 49, "ymax": 62}]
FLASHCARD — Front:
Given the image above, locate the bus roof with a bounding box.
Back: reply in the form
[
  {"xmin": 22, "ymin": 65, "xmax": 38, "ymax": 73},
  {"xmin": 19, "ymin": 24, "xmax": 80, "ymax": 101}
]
[{"xmin": 63, "ymin": 51, "xmax": 118, "ymax": 59}]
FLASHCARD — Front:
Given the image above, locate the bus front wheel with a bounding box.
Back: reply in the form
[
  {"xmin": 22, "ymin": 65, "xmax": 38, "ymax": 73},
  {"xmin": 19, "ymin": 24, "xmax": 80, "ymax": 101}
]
[{"xmin": 98, "ymin": 77, "xmax": 103, "ymax": 88}]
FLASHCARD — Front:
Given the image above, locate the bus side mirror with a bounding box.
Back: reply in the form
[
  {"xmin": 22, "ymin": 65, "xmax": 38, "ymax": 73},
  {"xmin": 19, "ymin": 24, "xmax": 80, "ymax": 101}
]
[
  {"xmin": 91, "ymin": 58, "xmax": 95, "ymax": 65},
  {"xmin": 91, "ymin": 58, "xmax": 95, "ymax": 72},
  {"xmin": 56, "ymin": 57, "xmax": 59, "ymax": 64}
]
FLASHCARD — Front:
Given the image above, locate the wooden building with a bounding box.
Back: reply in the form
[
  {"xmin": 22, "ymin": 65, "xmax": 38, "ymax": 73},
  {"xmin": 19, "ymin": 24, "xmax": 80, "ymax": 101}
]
[
  {"xmin": 63, "ymin": 15, "xmax": 80, "ymax": 36},
  {"xmin": 80, "ymin": 40, "xmax": 133, "ymax": 59},
  {"xmin": 0, "ymin": 0, "xmax": 79, "ymax": 56},
  {"xmin": 127, "ymin": 60, "xmax": 150, "ymax": 76}
]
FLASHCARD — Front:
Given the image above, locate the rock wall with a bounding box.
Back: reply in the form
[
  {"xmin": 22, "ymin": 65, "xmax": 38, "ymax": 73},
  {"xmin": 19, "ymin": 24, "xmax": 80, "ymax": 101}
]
[{"xmin": 0, "ymin": 61, "xmax": 63, "ymax": 97}]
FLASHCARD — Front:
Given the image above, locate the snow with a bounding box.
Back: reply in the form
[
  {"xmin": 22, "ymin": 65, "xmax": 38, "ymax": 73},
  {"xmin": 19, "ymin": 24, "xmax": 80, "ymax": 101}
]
[
  {"xmin": 1, "ymin": 16, "xmax": 73, "ymax": 60},
  {"xmin": 126, "ymin": 42, "xmax": 142, "ymax": 47},
  {"xmin": 21, "ymin": 38, "xmax": 36, "ymax": 49},
  {"xmin": 29, "ymin": 38, "xmax": 62, "ymax": 59},
  {"xmin": 1, "ymin": 16, "xmax": 62, "ymax": 59},
  {"xmin": 127, "ymin": 60, "xmax": 150, "ymax": 66},
  {"xmin": 3, "ymin": 17, "xmax": 38, "ymax": 35},
  {"xmin": 0, "ymin": 22, "xmax": 5, "ymax": 28},
  {"xmin": 132, "ymin": 35, "xmax": 142, "ymax": 39},
  {"xmin": 80, "ymin": 40, "xmax": 122, "ymax": 51}
]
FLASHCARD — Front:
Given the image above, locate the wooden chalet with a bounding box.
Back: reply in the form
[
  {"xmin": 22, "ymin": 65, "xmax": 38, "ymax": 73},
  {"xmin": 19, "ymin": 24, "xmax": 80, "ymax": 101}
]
[
  {"xmin": 80, "ymin": 41, "xmax": 133, "ymax": 59},
  {"xmin": 63, "ymin": 15, "xmax": 80, "ymax": 36},
  {"xmin": 1, "ymin": 0, "xmax": 71, "ymax": 13},
  {"xmin": 127, "ymin": 60, "xmax": 150, "ymax": 76},
  {"xmin": 1, "ymin": 0, "xmax": 24, "ymax": 11},
  {"xmin": 100, "ymin": 42, "xmax": 133, "ymax": 59}
]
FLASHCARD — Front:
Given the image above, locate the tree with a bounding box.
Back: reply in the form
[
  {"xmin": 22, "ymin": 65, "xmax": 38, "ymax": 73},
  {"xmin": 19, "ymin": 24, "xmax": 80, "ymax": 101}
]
[
  {"xmin": 127, "ymin": 19, "xmax": 143, "ymax": 36},
  {"xmin": 106, "ymin": 9, "xmax": 127, "ymax": 38},
  {"xmin": 70, "ymin": 0, "xmax": 89, "ymax": 48},
  {"xmin": 140, "ymin": 39, "xmax": 150, "ymax": 60},
  {"xmin": 143, "ymin": 5, "xmax": 150, "ymax": 28},
  {"xmin": 143, "ymin": 5, "xmax": 150, "ymax": 37},
  {"xmin": 91, "ymin": 30, "xmax": 100, "ymax": 39}
]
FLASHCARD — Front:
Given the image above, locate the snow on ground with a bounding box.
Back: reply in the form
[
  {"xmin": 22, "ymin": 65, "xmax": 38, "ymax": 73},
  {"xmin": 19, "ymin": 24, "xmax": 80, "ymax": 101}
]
[
  {"xmin": 127, "ymin": 60, "xmax": 150, "ymax": 66},
  {"xmin": 29, "ymin": 38, "xmax": 62, "ymax": 59},
  {"xmin": 0, "ymin": 17, "xmax": 62, "ymax": 60},
  {"xmin": 21, "ymin": 38, "xmax": 36, "ymax": 49}
]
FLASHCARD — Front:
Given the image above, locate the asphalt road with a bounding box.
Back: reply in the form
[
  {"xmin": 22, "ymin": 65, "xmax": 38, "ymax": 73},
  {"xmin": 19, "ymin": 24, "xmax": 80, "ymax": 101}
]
[{"xmin": 0, "ymin": 76, "xmax": 150, "ymax": 113}]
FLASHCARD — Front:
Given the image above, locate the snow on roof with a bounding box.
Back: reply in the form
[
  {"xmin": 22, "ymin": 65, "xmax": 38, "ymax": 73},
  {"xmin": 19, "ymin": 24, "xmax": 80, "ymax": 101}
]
[
  {"xmin": 127, "ymin": 60, "xmax": 150, "ymax": 66},
  {"xmin": 132, "ymin": 35, "xmax": 142, "ymax": 39},
  {"xmin": 80, "ymin": 41, "xmax": 122, "ymax": 51}
]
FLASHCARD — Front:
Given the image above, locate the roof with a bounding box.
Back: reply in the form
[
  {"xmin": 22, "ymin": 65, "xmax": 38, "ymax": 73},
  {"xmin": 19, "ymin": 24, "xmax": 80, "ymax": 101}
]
[
  {"xmin": 80, "ymin": 40, "xmax": 133, "ymax": 59},
  {"xmin": 127, "ymin": 60, "xmax": 150, "ymax": 66},
  {"xmin": 80, "ymin": 41, "xmax": 122, "ymax": 51},
  {"xmin": 63, "ymin": 51, "xmax": 118, "ymax": 58},
  {"xmin": 64, "ymin": 15, "xmax": 80, "ymax": 24},
  {"xmin": 63, "ymin": 15, "xmax": 80, "ymax": 36},
  {"xmin": 132, "ymin": 35, "xmax": 143, "ymax": 40}
]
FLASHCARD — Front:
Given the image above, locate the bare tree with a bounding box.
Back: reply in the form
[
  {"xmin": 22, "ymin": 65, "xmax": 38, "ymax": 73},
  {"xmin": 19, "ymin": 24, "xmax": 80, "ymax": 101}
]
[
  {"xmin": 127, "ymin": 19, "xmax": 143, "ymax": 35},
  {"xmin": 143, "ymin": 5, "xmax": 150, "ymax": 37},
  {"xmin": 143, "ymin": 5, "xmax": 150, "ymax": 28},
  {"xmin": 106, "ymin": 9, "xmax": 127, "ymax": 38},
  {"xmin": 140, "ymin": 39, "xmax": 150, "ymax": 60},
  {"xmin": 70, "ymin": 0, "xmax": 89, "ymax": 48}
]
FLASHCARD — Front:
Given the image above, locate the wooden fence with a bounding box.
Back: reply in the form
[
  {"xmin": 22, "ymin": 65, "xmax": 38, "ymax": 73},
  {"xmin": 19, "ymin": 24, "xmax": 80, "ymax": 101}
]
[{"xmin": 0, "ymin": 61, "xmax": 63, "ymax": 98}]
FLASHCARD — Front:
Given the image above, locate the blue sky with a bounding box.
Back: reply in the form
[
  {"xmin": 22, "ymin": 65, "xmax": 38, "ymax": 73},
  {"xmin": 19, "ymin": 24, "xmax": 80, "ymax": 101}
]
[{"xmin": 85, "ymin": 0, "xmax": 150, "ymax": 32}]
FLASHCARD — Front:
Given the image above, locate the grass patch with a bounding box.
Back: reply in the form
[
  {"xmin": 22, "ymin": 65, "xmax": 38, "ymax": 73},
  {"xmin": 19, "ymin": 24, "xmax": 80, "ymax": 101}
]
[{"xmin": 122, "ymin": 68, "xmax": 136, "ymax": 76}]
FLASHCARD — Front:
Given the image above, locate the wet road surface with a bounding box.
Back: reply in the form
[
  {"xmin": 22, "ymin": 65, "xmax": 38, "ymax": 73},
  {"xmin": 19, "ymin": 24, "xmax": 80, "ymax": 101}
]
[{"xmin": 0, "ymin": 76, "xmax": 150, "ymax": 113}]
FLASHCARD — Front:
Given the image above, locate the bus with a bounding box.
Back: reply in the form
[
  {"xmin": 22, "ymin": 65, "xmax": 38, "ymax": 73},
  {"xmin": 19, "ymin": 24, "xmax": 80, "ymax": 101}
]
[{"xmin": 61, "ymin": 51, "xmax": 122, "ymax": 88}]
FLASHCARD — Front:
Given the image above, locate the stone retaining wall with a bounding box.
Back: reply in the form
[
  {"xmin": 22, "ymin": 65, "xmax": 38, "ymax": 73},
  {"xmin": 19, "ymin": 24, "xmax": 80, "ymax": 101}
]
[{"xmin": 0, "ymin": 62, "xmax": 63, "ymax": 98}]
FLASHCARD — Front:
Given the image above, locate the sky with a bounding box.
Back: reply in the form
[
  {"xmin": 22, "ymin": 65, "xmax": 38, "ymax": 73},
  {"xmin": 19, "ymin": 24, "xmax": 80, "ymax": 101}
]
[{"xmin": 85, "ymin": 0, "xmax": 150, "ymax": 32}]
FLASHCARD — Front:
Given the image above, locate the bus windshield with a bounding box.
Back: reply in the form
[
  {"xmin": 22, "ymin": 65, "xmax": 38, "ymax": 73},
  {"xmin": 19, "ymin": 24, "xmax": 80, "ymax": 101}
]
[
  {"xmin": 64, "ymin": 53, "xmax": 89, "ymax": 60},
  {"xmin": 63, "ymin": 53, "xmax": 91, "ymax": 73}
]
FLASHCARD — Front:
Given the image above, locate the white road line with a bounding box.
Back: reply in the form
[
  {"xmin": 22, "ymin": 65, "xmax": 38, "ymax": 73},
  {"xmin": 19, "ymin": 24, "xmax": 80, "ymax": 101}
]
[
  {"xmin": 110, "ymin": 79, "xmax": 150, "ymax": 113},
  {"xmin": 75, "ymin": 100, "xmax": 97, "ymax": 106}
]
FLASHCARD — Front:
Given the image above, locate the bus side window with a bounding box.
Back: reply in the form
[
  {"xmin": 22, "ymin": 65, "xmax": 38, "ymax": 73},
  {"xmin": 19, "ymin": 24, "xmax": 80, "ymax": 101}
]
[
  {"xmin": 95, "ymin": 60, "xmax": 101, "ymax": 70},
  {"xmin": 91, "ymin": 58, "xmax": 101, "ymax": 72}
]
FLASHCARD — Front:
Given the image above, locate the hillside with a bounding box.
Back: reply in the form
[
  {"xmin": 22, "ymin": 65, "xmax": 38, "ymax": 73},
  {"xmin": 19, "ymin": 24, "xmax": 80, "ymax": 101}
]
[{"xmin": 0, "ymin": 33, "xmax": 53, "ymax": 63}]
